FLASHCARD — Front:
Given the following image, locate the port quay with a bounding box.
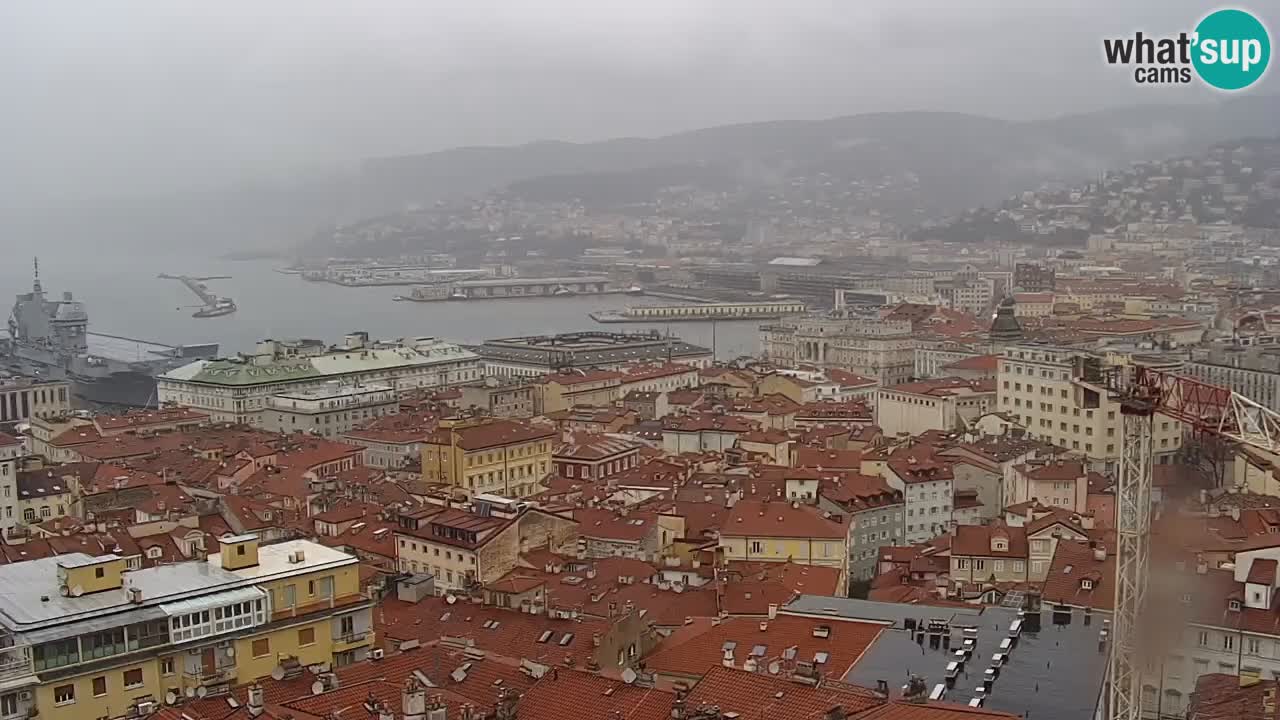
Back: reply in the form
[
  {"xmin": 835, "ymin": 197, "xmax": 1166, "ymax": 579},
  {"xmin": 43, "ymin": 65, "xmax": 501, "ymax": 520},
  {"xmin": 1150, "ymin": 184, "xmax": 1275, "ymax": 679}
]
[{"xmin": 398, "ymin": 276, "xmax": 612, "ymax": 301}]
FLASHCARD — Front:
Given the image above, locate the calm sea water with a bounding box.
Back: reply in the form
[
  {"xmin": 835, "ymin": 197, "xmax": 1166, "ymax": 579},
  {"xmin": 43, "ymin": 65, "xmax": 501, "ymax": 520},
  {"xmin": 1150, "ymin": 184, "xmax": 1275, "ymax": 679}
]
[{"xmin": 0, "ymin": 250, "xmax": 761, "ymax": 361}]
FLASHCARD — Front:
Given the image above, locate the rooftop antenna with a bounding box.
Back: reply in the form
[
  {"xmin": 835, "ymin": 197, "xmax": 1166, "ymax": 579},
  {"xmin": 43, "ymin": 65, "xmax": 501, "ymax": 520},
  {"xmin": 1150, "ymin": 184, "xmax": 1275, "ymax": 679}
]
[{"xmin": 33, "ymin": 256, "xmax": 41, "ymax": 293}]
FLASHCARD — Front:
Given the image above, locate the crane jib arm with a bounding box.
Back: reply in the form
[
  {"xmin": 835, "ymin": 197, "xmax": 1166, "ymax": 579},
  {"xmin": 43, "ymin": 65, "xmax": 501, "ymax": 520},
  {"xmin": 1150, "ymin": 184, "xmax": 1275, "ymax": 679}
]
[{"xmin": 1131, "ymin": 367, "xmax": 1280, "ymax": 454}]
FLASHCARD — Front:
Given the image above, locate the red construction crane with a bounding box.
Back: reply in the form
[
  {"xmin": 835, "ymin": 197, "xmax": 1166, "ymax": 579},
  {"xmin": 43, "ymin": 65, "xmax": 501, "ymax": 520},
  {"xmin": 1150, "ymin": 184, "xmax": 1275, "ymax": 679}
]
[{"xmin": 1108, "ymin": 365, "xmax": 1280, "ymax": 720}]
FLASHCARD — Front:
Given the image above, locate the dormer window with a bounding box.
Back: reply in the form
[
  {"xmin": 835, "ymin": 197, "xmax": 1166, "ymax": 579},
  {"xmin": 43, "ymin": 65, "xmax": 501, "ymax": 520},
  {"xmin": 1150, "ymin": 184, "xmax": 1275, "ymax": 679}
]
[
  {"xmin": 993, "ymin": 540, "xmax": 1007, "ymax": 552},
  {"xmin": 1229, "ymin": 600, "xmax": 1242, "ymax": 611}
]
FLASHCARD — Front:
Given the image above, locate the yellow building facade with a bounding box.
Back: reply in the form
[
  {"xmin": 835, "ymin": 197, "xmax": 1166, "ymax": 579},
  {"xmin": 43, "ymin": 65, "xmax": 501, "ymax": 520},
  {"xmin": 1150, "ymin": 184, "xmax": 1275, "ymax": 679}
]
[
  {"xmin": 420, "ymin": 420, "xmax": 556, "ymax": 498},
  {"xmin": 0, "ymin": 535, "xmax": 373, "ymax": 720}
]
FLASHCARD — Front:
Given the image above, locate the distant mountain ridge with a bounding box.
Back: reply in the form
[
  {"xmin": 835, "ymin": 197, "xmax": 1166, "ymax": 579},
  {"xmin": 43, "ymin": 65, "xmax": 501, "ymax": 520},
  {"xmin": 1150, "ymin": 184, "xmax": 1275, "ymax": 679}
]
[{"xmin": 359, "ymin": 95, "xmax": 1280, "ymax": 218}]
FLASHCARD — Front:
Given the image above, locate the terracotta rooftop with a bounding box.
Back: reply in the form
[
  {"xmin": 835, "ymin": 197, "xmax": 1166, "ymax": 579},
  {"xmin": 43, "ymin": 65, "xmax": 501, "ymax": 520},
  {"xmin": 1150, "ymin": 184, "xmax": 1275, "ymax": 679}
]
[
  {"xmin": 642, "ymin": 612, "xmax": 883, "ymax": 680},
  {"xmin": 1188, "ymin": 673, "xmax": 1280, "ymax": 720},
  {"xmin": 684, "ymin": 665, "xmax": 883, "ymax": 720},
  {"xmin": 1042, "ymin": 540, "xmax": 1114, "ymax": 612},
  {"xmin": 951, "ymin": 523, "xmax": 1029, "ymax": 559},
  {"xmin": 515, "ymin": 667, "xmax": 675, "ymax": 720},
  {"xmin": 425, "ymin": 419, "xmax": 557, "ymax": 451},
  {"xmin": 723, "ymin": 500, "xmax": 848, "ymax": 540}
]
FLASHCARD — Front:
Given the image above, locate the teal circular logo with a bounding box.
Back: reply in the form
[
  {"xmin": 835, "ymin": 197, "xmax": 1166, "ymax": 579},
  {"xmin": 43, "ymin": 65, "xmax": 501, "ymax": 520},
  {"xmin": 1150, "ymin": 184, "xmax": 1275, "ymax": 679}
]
[{"xmin": 1192, "ymin": 9, "xmax": 1271, "ymax": 90}]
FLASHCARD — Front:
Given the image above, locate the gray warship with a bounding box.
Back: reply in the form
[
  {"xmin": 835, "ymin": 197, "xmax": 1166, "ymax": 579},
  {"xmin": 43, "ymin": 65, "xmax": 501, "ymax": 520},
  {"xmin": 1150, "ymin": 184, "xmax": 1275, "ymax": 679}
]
[{"xmin": 3, "ymin": 259, "xmax": 219, "ymax": 407}]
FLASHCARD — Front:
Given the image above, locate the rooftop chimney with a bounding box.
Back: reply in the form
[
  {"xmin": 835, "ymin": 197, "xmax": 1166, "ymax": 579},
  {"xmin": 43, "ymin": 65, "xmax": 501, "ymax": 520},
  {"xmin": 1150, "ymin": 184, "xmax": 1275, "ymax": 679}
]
[
  {"xmin": 402, "ymin": 677, "xmax": 428, "ymax": 720},
  {"xmin": 247, "ymin": 685, "xmax": 265, "ymax": 717}
]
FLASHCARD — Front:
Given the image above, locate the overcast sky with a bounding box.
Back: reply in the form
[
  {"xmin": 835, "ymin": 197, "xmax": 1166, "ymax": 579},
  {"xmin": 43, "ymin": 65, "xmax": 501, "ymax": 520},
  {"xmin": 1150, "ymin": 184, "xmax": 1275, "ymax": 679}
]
[{"xmin": 1, "ymin": 0, "xmax": 1273, "ymax": 205}]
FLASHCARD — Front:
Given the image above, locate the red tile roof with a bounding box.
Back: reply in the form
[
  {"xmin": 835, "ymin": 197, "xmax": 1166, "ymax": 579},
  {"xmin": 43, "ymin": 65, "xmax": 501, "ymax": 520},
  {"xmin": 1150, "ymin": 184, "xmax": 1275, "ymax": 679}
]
[
  {"xmin": 515, "ymin": 668, "xmax": 675, "ymax": 720},
  {"xmin": 574, "ymin": 508, "xmax": 657, "ymax": 543},
  {"xmin": 426, "ymin": 420, "xmax": 557, "ymax": 451},
  {"xmin": 722, "ymin": 561, "xmax": 843, "ymax": 597},
  {"xmin": 642, "ymin": 613, "xmax": 883, "ymax": 680},
  {"xmin": 723, "ymin": 500, "xmax": 848, "ymax": 540},
  {"xmin": 857, "ymin": 702, "xmax": 1019, "ymax": 720},
  {"xmin": 951, "ymin": 523, "xmax": 1028, "ymax": 559},
  {"xmin": 376, "ymin": 597, "xmax": 608, "ymax": 667},
  {"xmin": 1247, "ymin": 558, "xmax": 1278, "ymax": 585},
  {"xmin": 826, "ymin": 368, "xmax": 880, "ymax": 387},
  {"xmin": 94, "ymin": 407, "xmax": 209, "ymax": 431},
  {"xmin": 684, "ymin": 665, "xmax": 883, "ymax": 720},
  {"xmin": 795, "ymin": 447, "xmax": 862, "ymax": 469},
  {"xmin": 1189, "ymin": 673, "xmax": 1280, "ymax": 720},
  {"xmin": 943, "ymin": 354, "xmax": 1000, "ymax": 372},
  {"xmin": 543, "ymin": 369, "xmax": 624, "ymax": 387},
  {"xmin": 1042, "ymin": 540, "xmax": 1115, "ymax": 611},
  {"xmin": 883, "ymin": 377, "xmax": 996, "ymax": 397}
]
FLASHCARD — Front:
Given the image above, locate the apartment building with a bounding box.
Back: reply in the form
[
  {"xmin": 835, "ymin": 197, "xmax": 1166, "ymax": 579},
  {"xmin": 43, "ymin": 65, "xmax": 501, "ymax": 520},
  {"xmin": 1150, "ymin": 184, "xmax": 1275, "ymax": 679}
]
[
  {"xmin": 718, "ymin": 500, "xmax": 851, "ymax": 587},
  {"xmin": 950, "ymin": 278, "xmax": 995, "ymax": 316},
  {"xmin": 1137, "ymin": 546, "xmax": 1280, "ymax": 718},
  {"xmin": 553, "ymin": 436, "xmax": 642, "ymax": 481},
  {"xmin": 261, "ymin": 382, "xmax": 398, "ymax": 438},
  {"xmin": 1004, "ymin": 459, "xmax": 1097, "ymax": 513},
  {"xmin": 997, "ymin": 345, "xmax": 1183, "ymax": 472},
  {"xmin": 949, "ymin": 523, "xmax": 1030, "ymax": 586},
  {"xmin": 420, "ymin": 419, "xmax": 556, "ymax": 498},
  {"xmin": 536, "ymin": 370, "xmax": 622, "ymax": 414},
  {"xmin": 881, "ymin": 455, "xmax": 955, "ymax": 544},
  {"xmin": 813, "ymin": 473, "xmax": 904, "ymax": 581},
  {"xmin": 393, "ymin": 501, "xmax": 577, "ymax": 595},
  {"xmin": 456, "ymin": 376, "xmax": 536, "ymax": 418},
  {"xmin": 0, "ymin": 434, "xmax": 21, "ymax": 537},
  {"xmin": 875, "ymin": 377, "xmax": 996, "ymax": 437},
  {"xmin": 0, "ymin": 535, "xmax": 373, "ymax": 720}
]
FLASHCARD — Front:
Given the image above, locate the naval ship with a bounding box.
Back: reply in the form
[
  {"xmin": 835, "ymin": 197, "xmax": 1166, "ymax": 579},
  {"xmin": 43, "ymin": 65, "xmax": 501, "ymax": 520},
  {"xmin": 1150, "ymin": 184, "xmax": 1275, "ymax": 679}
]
[{"xmin": 3, "ymin": 260, "xmax": 219, "ymax": 407}]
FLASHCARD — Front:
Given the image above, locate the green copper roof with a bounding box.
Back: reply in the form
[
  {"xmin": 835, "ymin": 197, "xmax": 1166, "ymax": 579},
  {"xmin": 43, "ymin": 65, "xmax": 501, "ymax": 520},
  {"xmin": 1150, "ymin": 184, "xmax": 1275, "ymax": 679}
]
[{"xmin": 188, "ymin": 360, "xmax": 323, "ymax": 386}]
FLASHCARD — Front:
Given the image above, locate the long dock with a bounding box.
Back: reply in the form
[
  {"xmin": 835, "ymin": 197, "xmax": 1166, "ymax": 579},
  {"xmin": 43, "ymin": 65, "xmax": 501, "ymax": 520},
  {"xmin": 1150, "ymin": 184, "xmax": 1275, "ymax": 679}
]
[
  {"xmin": 159, "ymin": 274, "xmax": 236, "ymax": 316},
  {"xmin": 590, "ymin": 300, "xmax": 808, "ymax": 323},
  {"xmin": 397, "ymin": 276, "xmax": 614, "ymax": 302}
]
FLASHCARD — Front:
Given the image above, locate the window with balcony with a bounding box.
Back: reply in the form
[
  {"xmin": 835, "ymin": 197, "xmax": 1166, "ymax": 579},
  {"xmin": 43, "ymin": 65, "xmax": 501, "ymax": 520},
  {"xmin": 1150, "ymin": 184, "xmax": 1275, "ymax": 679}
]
[
  {"xmin": 33, "ymin": 638, "xmax": 80, "ymax": 671},
  {"xmin": 129, "ymin": 620, "xmax": 169, "ymax": 651},
  {"xmin": 83, "ymin": 628, "xmax": 126, "ymax": 660}
]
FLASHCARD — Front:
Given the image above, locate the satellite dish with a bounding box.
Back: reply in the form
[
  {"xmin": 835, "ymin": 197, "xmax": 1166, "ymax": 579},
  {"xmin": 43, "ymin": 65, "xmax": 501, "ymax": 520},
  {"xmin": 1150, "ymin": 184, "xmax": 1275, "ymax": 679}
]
[
  {"xmin": 445, "ymin": 595, "xmax": 457, "ymax": 605},
  {"xmin": 196, "ymin": 686, "xmax": 208, "ymax": 698},
  {"xmin": 70, "ymin": 586, "xmax": 84, "ymax": 597},
  {"xmin": 58, "ymin": 585, "xmax": 71, "ymax": 597},
  {"xmin": 311, "ymin": 681, "xmax": 325, "ymax": 696},
  {"xmin": 271, "ymin": 666, "xmax": 286, "ymax": 681},
  {"xmin": 225, "ymin": 646, "xmax": 235, "ymax": 658},
  {"xmin": 621, "ymin": 668, "xmax": 638, "ymax": 685},
  {"xmin": 164, "ymin": 691, "xmax": 178, "ymax": 706},
  {"xmin": 768, "ymin": 661, "xmax": 781, "ymax": 675}
]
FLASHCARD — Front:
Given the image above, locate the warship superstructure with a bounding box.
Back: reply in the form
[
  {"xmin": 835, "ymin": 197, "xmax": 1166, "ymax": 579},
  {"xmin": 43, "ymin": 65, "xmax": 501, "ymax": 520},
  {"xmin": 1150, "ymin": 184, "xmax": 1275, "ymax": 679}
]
[{"xmin": 4, "ymin": 260, "xmax": 218, "ymax": 406}]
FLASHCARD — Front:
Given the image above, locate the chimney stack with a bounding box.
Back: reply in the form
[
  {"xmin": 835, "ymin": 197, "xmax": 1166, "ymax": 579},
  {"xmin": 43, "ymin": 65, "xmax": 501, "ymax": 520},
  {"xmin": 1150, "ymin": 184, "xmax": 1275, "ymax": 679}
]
[
  {"xmin": 403, "ymin": 677, "xmax": 427, "ymax": 720},
  {"xmin": 247, "ymin": 685, "xmax": 265, "ymax": 717}
]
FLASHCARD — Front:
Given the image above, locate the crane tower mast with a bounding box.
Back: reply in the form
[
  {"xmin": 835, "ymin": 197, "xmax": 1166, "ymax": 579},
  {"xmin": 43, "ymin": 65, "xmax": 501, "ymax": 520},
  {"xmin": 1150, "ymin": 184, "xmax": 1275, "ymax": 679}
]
[{"xmin": 1107, "ymin": 366, "xmax": 1280, "ymax": 720}]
